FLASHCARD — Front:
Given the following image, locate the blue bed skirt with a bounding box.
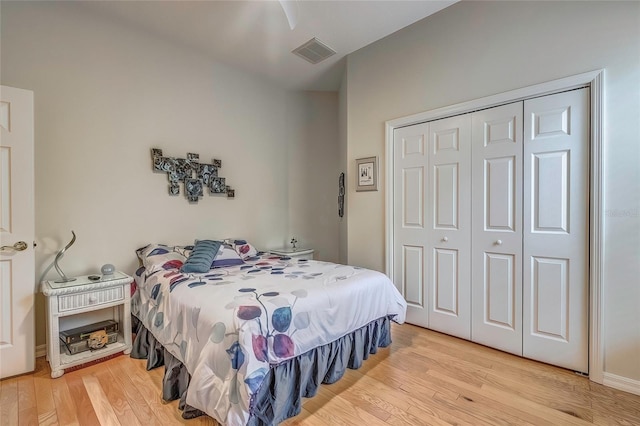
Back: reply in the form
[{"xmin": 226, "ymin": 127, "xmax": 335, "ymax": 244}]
[{"xmin": 131, "ymin": 314, "xmax": 393, "ymax": 425}]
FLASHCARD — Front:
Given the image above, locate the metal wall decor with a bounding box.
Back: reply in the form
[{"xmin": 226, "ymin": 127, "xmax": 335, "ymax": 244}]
[
  {"xmin": 338, "ymin": 172, "xmax": 345, "ymax": 217},
  {"xmin": 151, "ymin": 148, "xmax": 235, "ymax": 202}
]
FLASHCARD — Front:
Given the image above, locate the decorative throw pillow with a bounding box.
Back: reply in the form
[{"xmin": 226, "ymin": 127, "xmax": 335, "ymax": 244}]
[
  {"xmin": 136, "ymin": 244, "xmax": 189, "ymax": 271},
  {"xmin": 211, "ymin": 244, "xmax": 245, "ymax": 268},
  {"xmin": 229, "ymin": 239, "xmax": 258, "ymax": 260},
  {"xmin": 181, "ymin": 240, "xmax": 222, "ymax": 273}
]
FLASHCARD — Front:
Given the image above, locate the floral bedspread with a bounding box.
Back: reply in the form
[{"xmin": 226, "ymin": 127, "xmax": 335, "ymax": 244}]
[{"xmin": 132, "ymin": 252, "xmax": 406, "ymax": 425}]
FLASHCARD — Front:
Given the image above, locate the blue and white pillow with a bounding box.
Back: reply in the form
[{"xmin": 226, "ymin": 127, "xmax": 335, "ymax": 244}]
[
  {"xmin": 212, "ymin": 244, "xmax": 245, "ymax": 268},
  {"xmin": 227, "ymin": 239, "xmax": 259, "ymax": 260},
  {"xmin": 137, "ymin": 243, "xmax": 190, "ymax": 271},
  {"xmin": 181, "ymin": 240, "xmax": 222, "ymax": 273}
]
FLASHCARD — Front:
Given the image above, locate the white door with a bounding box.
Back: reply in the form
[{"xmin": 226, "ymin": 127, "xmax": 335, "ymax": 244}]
[
  {"xmin": 471, "ymin": 102, "xmax": 523, "ymax": 356},
  {"xmin": 427, "ymin": 115, "xmax": 472, "ymax": 339},
  {"xmin": 0, "ymin": 86, "xmax": 35, "ymax": 378},
  {"xmin": 523, "ymin": 88, "xmax": 589, "ymax": 373},
  {"xmin": 393, "ymin": 123, "xmax": 429, "ymax": 327}
]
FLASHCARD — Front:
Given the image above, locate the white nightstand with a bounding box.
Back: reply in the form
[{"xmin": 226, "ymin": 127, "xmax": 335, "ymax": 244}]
[
  {"xmin": 41, "ymin": 271, "xmax": 133, "ymax": 378},
  {"xmin": 270, "ymin": 248, "xmax": 314, "ymax": 260}
]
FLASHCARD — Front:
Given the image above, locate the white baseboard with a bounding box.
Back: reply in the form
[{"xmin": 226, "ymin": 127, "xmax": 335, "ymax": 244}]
[
  {"xmin": 603, "ymin": 372, "xmax": 640, "ymax": 396},
  {"xmin": 35, "ymin": 344, "xmax": 46, "ymax": 358}
]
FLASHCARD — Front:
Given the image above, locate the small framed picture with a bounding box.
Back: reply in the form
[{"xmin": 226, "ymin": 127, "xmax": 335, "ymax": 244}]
[{"xmin": 356, "ymin": 156, "xmax": 377, "ymax": 192}]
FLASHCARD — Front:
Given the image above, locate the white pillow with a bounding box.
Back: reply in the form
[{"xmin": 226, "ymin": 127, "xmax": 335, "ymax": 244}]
[
  {"xmin": 136, "ymin": 244, "xmax": 189, "ymax": 271},
  {"xmin": 225, "ymin": 238, "xmax": 259, "ymax": 260},
  {"xmin": 211, "ymin": 244, "xmax": 245, "ymax": 268}
]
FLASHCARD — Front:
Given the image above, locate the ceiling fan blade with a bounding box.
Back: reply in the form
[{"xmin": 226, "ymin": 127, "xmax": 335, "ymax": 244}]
[{"xmin": 278, "ymin": 0, "xmax": 298, "ymax": 30}]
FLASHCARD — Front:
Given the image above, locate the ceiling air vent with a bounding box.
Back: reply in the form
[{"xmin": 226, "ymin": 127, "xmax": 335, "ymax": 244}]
[{"xmin": 292, "ymin": 37, "xmax": 336, "ymax": 64}]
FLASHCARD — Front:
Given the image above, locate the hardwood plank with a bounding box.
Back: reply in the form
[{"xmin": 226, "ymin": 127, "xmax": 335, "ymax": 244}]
[
  {"xmin": 314, "ymin": 391, "xmax": 392, "ymax": 426},
  {"xmin": 431, "ymin": 390, "xmax": 539, "ymax": 426},
  {"xmin": 17, "ymin": 375, "xmax": 37, "ymax": 410},
  {"xmin": 477, "ymin": 379, "xmax": 592, "ymax": 425},
  {"xmin": 33, "ymin": 366, "xmax": 57, "ymax": 425},
  {"xmin": 297, "ymin": 388, "xmax": 351, "ymax": 426},
  {"xmin": 33, "ymin": 357, "xmax": 51, "ymax": 378},
  {"xmin": 36, "ymin": 409, "xmax": 58, "ymax": 426},
  {"xmin": 64, "ymin": 371, "xmax": 100, "ymax": 426},
  {"xmin": 405, "ymin": 332, "xmax": 594, "ymax": 421},
  {"xmin": 92, "ymin": 364, "xmax": 141, "ymax": 426},
  {"xmin": 4, "ymin": 323, "xmax": 640, "ymax": 426},
  {"xmin": 347, "ymin": 372, "xmax": 416, "ymax": 412},
  {"xmin": 105, "ymin": 357, "xmax": 165, "ymax": 425},
  {"xmin": 345, "ymin": 387, "xmax": 450, "ymax": 424},
  {"xmin": 398, "ymin": 324, "xmax": 589, "ymax": 389},
  {"xmin": 17, "ymin": 375, "xmax": 38, "ymax": 425},
  {"xmin": 82, "ymin": 375, "xmax": 121, "ymax": 425},
  {"xmin": 18, "ymin": 406, "xmax": 38, "ymax": 426},
  {"xmin": 589, "ymin": 380, "xmax": 640, "ymax": 413},
  {"xmin": 50, "ymin": 375, "xmax": 79, "ymax": 426},
  {"xmin": 481, "ymin": 366, "xmax": 593, "ymax": 421},
  {"xmin": 426, "ymin": 369, "xmax": 589, "ymax": 425},
  {"xmin": 118, "ymin": 356, "xmax": 185, "ymax": 425},
  {"xmin": 405, "ymin": 401, "xmax": 478, "ymax": 426},
  {"xmin": 1, "ymin": 378, "xmax": 19, "ymax": 426},
  {"xmin": 322, "ymin": 383, "xmax": 391, "ymax": 422},
  {"xmin": 403, "ymin": 348, "xmax": 490, "ymax": 387},
  {"xmin": 187, "ymin": 414, "xmax": 218, "ymax": 426},
  {"xmin": 305, "ymin": 383, "xmax": 391, "ymax": 425},
  {"xmin": 590, "ymin": 388, "xmax": 640, "ymax": 426},
  {"xmin": 362, "ymin": 357, "xmax": 460, "ymax": 401},
  {"xmin": 591, "ymin": 413, "xmax": 640, "ymax": 426},
  {"xmin": 281, "ymin": 407, "xmax": 328, "ymax": 426},
  {"xmin": 363, "ymin": 364, "xmax": 514, "ymax": 426}
]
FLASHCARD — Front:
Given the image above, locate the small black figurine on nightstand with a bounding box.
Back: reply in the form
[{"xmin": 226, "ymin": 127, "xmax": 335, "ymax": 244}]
[{"xmin": 290, "ymin": 237, "xmax": 298, "ymax": 251}]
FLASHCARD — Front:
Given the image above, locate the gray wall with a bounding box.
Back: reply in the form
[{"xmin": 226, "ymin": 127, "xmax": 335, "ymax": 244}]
[
  {"xmin": 288, "ymin": 91, "xmax": 340, "ymax": 262},
  {"xmin": 338, "ymin": 72, "xmax": 348, "ymax": 264},
  {"xmin": 345, "ymin": 1, "xmax": 640, "ymax": 381},
  {"xmin": 1, "ymin": 1, "xmax": 339, "ymax": 346}
]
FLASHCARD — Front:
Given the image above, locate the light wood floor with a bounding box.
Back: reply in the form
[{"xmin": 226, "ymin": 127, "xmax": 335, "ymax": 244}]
[{"xmin": 2, "ymin": 323, "xmax": 639, "ymax": 425}]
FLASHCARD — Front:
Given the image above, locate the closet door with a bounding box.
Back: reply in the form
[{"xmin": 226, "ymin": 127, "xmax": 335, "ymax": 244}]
[
  {"xmin": 427, "ymin": 115, "xmax": 472, "ymax": 339},
  {"xmin": 471, "ymin": 102, "xmax": 523, "ymax": 356},
  {"xmin": 523, "ymin": 88, "xmax": 589, "ymax": 373},
  {"xmin": 393, "ymin": 124, "xmax": 430, "ymax": 327}
]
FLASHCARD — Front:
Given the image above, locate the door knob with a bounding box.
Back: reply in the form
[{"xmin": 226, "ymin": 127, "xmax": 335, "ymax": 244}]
[
  {"xmin": 442, "ymin": 237, "xmax": 448, "ymax": 242},
  {"xmin": 495, "ymin": 239, "xmax": 503, "ymax": 246},
  {"xmin": 1, "ymin": 241, "xmax": 28, "ymax": 252}
]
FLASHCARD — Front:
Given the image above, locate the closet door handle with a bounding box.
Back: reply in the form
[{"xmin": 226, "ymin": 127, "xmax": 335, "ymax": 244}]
[
  {"xmin": 441, "ymin": 237, "xmax": 448, "ymax": 242},
  {"xmin": 495, "ymin": 239, "xmax": 503, "ymax": 246}
]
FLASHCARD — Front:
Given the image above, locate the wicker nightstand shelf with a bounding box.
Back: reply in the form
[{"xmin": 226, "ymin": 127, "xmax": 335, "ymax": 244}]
[{"xmin": 41, "ymin": 271, "xmax": 133, "ymax": 378}]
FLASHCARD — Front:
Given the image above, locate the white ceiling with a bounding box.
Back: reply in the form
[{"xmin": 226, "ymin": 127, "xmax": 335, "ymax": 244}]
[{"xmin": 77, "ymin": 0, "xmax": 457, "ymax": 91}]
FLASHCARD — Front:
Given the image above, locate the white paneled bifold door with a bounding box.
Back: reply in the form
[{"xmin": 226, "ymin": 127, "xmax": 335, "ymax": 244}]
[
  {"xmin": 522, "ymin": 89, "xmax": 589, "ymax": 373},
  {"xmin": 471, "ymin": 102, "xmax": 524, "ymax": 356},
  {"xmin": 393, "ymin": 116, "xmax": 472, "ymax": 337},
  {"xmin": 427, "ymin": 115, "xmax": 472, "ymax": 340},
  {"xmin": 393, "ymin": 123, "xmax": 429, "ymax": 327},
  {"xmin": 392, "ymin": 88, "xmax": 589, "ymax": 373}
]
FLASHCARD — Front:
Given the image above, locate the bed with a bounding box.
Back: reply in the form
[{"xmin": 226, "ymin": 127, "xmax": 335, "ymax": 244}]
[{"xmin": 131, "ymin": 241, "xmax": 407, "ymax": 425}]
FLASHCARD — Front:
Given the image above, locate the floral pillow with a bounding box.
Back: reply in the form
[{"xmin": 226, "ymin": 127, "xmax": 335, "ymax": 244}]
[
  {"xmin": 226, "ymin": 238, "xmax": 259, "ymax": 260},
  {"xmin": 212, "ymin": 243, "xmax": 245, "ymax": 268},
  {"xmin": 136, "ymin": 244, "xmax": 191, "ymax": 271}
]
